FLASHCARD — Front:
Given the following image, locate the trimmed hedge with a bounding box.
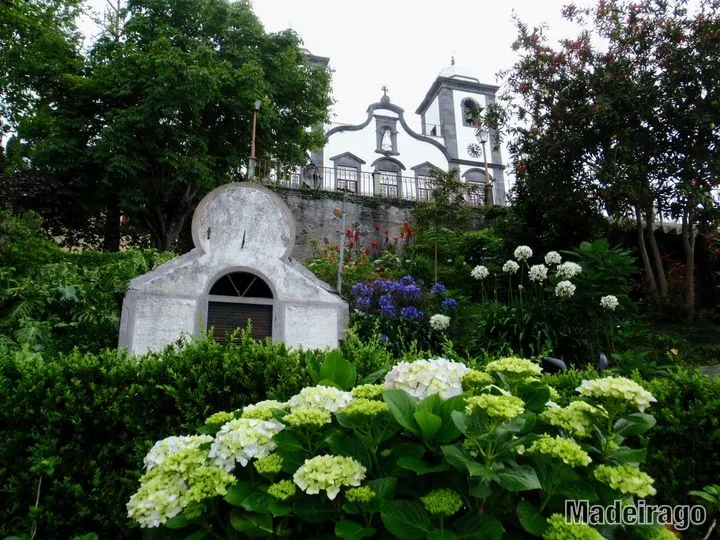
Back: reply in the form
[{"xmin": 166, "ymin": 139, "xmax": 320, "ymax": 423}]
[{"xmin": 0, "ymin": 334, "xmax": 318, "ymax": 539}]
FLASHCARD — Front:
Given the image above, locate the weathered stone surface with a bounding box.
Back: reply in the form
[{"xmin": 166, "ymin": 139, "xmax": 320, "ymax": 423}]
[{"xmin": 119, "ymin": 183, "xmax": 348, "ymax": 356}]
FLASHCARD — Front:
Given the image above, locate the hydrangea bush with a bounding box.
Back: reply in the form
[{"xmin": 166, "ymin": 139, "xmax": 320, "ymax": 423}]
[{"xmin": 128, "ymin": 357, "xmax": 663, "ymax": 539}]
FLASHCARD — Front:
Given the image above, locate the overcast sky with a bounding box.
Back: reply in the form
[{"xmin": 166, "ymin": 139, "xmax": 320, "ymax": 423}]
[{"xmin": 84, "ymin": 0, "xmax": 595, "ymax": 129}]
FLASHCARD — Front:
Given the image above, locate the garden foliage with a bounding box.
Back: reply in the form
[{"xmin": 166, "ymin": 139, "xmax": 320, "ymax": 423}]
[{"xmin": 126, "ymin": 356, "xmax": 670, "ymax": 539}]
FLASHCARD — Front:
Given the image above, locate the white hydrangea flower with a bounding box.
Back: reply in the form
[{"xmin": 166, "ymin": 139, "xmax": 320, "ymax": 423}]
[
  {"xmin": 576, "ymin": 376, "xmax": 657, "ymax": 412},
  {"xmin": 470, "ymin": 265, "xmax": 490, "ymax": 280},
  {"xmin": 127, "ymin": 474, "xmax": 187, "ymax": 527},
  {"xmin": 241, "ymin": 400, "xmax": 289, "ymax": 420},
  {"xmin": 555, "ymin": 280, "xmax": 576, "ymax": 298},
  {"xmin": 209, "ymin": 418, "xmax": 284, "ymax": 471},
  {"xmin": 600, "ymin": 295, "xmax": 619, "ymax": 311},
  {"xmin": 502, "ymin": 260, "xmax": 520, "ymax": 274},
  {"xmin": 293, "ymin": 455, "xmax": 366, "ymax": 500},
  {"xmin": 545, "ymin": 251, "xmax": 562, "ymax": 265},
  {"xmin": 528, "ymin": 264, "xmax": 548, "ymax": 282},
  {"xmin": 384, "ymin": 358, "xmax": 470, "ymax": 400},
  {"xmin": 289, "ymin": 385, "xmax": 354, "ymax": 413},
  {"xmin": 143, "ymin": 435, "xmax": 214, "ymax": 471},
  {"xmin": 556, "ymin": 261, "xmax": 582, "ymax": 279},
  {"xmin": 429, "ymin": 314, "xmax": 451, "ymax": 331},
  {"xmin": 514, "ymin": 245, "xmax": 533, "ymax": 261}
]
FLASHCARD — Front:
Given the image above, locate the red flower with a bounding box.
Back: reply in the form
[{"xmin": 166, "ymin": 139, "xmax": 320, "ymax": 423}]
[{"xmin": 374, "ymin": 224, "xmax": 381, "ymax": 232}]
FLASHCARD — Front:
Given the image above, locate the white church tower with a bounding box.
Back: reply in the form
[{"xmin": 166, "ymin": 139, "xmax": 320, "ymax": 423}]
[{"xmin": 415, "ymin": 60, "xmax": 506, "ymax": 205}]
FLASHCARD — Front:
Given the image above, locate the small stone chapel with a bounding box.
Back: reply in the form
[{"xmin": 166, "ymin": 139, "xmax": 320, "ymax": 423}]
[{"xmin": 118, "ymin": 183, "xmax": 349, "ymax": 355}]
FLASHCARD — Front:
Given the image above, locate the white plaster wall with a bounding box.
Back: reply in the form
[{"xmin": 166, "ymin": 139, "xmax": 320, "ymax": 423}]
[
  {"xmin": 453, "ymin": 90, "xmax": 494, "ymax": 164},
  {"xmin": 283, "ymin": 305, "xmax": 340, "ymax": 350},
  {"xmin": 127, "ymin": 294, "xmax": 198, "ymax": 356},
  {"xmin": 324, "ymin": 109, "xmax": 449, "ymax": 181},
  {"xmin": 423, "ymin": 96, "xmax": 441, "ymax": 137}
]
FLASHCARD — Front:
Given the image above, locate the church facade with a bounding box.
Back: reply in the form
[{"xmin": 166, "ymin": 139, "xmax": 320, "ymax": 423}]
[{"xmin": 309, "ymin": 62, "xmax": 507, "ymax": 206}]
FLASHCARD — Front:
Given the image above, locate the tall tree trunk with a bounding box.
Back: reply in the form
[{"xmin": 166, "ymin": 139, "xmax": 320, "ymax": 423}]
[
  {"xmin": 102, "ymin": 199, "xmax": 121, "ymax": 251},
  {"xmin": 645, "ymin": 206, "xmax": 668, "ymax": 302},
  {"xmin": 681, "ymin": 208, "xmax": 696, "ymax": 321},
  {"xmin": 635, "ymin": 205, "xmax": 659, "ymax": 304}
]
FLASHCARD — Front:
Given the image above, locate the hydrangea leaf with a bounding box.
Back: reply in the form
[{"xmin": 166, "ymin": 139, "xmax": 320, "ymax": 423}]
[
  {"xmin": 607, "ymin": 446, "xmax": 647, "ymax": 465},
  {"xmin": 494, "ymin": 464, "xmax": 542, "ymax": 492},
  {"xmin": 319, "ymin": 351, "xmax": 357, "ymax": 391},
  {"xmin": 613, "ymin": 413, "xmax": 656, "ymax": 437},
  {"xmin": 383, "ymin": 389, "xmax": 420, "ymax": 435},
  {"xmin": 381, "ymin": 500, "xmax": 432, "ymax": 539},
  {"xmin": 436, "ymin": 394, "xmax": 467, "ymax": 443},
  {"xmin": 224, "ymin": 482, "xmax": 252, "ymax": 507},
  {"xmin": 164, "ymin": 515, "xmax": 191, "ymax": 529},
  {"xmin": 427, "ymin": 530, "xmax": 459, "ymax": 540},
  {"xmin": 397, "ymin": 456, "xmax": 450, "ymax": 475},
  {"xmin": 335, "ymin": 519, "xmax": 375, "ymax": 539},
  {"xmin": 516, "ymin": 499, "xmax": 547, "ymax": 536},
  {"xmin": 518, "ymin": 382, "xmax": 551, "ymax": 414},
  {"xmin": 413, "ymin": 410, "xmax": 443, "ymax": 440},
  {"xmin": 229, "ymin": 509, "xmax": 273, "ymax": 537},
  {"xmin": 293, "ymin": 496, "xmax": 337, "ymax": 523},
  {"xmin": 455, "ymin": 513, "xmax": 504, "ymax": 540}
]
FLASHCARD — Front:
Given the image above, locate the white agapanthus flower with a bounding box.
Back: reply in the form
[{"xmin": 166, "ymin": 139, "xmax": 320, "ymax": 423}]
[
  {"xmin": 429, "ymin": 314, "xmax": 451, "ymax": 331},
  {"xmin": 385, "ymin": 358, "xmax": 470, "ymax": 400},
  {"xmin": 545, "ymin": 251, "xmax": 562, "ymax": 265},
  {"xmin": 143, "ymin": 435, "xmax": 214, "ymax": 471},
  {"xmin": 528, "ymin": 264, "xmax": 548, "ymax": 282},
  {"xmin": 556, "ymin": 261, "xmax": 582, "ymax": 279},
  {"xmin": 555, "ymin": 280, "xmax": 576, "ymax": 298},
  {"xmin": 293, "ymin": 455, "xmax": 366, "ymax": 500},
  {"xmin": 209, "ymin": 418, "xmax": 284, "ymax": 471},
  {"xmin": 514, "ymin": 245, "xmax": 533, "ymax": 261},
  {"xmin": 470, "ymin": 265, "xmax": 490, "ymax": 280},
  {"xmin": 576, "ymin": 376, "xmax": 657, "ymax": 413},
  {"xmin": 289, "ymin": 385, "xmax": 353, "ymax": 413},
  {"xmin": 502, "ymin": 260, "xmax": 520, "ymax": 274},
  {"xmin": 600, "ymin": 295, "xmax": 619, "ymax": 311}
]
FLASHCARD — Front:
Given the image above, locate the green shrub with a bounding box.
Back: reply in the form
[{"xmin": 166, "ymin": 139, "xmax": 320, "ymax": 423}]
[{"xmin": 0, "ymin": 334, "xmax": 318, "ymax": 539}]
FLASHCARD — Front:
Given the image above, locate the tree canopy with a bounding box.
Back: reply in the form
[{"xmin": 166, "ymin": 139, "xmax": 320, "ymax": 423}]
[
  {"xmin": 1, "ymin": 0, "xmax": 332, "ymax": 250},
  {"xmin": 501, "ymin": 0, "xmax": 720, "ymax": 318}
]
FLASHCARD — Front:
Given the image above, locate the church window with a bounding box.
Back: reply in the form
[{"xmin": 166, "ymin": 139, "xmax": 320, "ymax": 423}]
[
  {"xmin": 207, "ymin": 271, "xmax": 274, "ymax": 342},
  {"xmin": 378, "ymin": 170, "xmax": 399, "ymax": 197},
  {"xmin": 336, "ymin": 165, "xmax": 359, "ymax": 193},
  {"xmin": 416, "ymin": 175, "xmax": 434, "ymax": 201},
  {"xmin": 462, "ymin": 98, "xmax": 481, "ymax": 127}
]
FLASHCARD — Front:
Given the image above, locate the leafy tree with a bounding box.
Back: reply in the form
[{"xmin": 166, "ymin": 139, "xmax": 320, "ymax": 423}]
[
  {"xmin": 2, "ymin": 0, "xmax": 332, "ymax": 251},
  {"xmin": 501, "ymin": 0, "xmax": 720, "ymax": 318}
]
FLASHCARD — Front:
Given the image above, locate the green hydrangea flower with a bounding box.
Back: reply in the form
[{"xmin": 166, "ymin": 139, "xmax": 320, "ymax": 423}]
[
  {"xmin": 540, "ymin": 400, "xmax": 600, "ymax": 438},
  {"xmin": 241, "ymin": 400, "xmax": 289, "ymax": 420},
  {"xmin": 204, "ymin": 411, "xmax": 235, "ymax": 426},
  {"xmin": 548, "ymin": 386, "xmax": 560, "ymax": 401},
  {"xmin": 544, "ymin": 514, "xmax": 603, "ymax": 540},
  {"xmin": 254, "ymin": 454, "xmax": 283, "ymax": 475},
  {"xmin": 340, "ymin": 398, "xmax": 390, "ymax": 418},
  {"xmin": 485, "ymin": 357, "xmax": 542, "ymax": 378},
  {"xmin": 127, "ymin": 446, "xmax": 236, "ymax": 528},
  {"xmin": 345, "ymin": 486, "xmax": 376, "ymax": 504},
  {"xmin": 594, "ymin": 465, "xmax": 657, "ymax": 498},
  {"xmin": 293, "ymin": 454, "xmax": 366, "ymax": 500},
  {"xmin": 576, "ymin": 377, "xmax": 657, "ymax": 412},
  {"xmin": 528, "ymin": 435, "xmax": 592, "ymax": 467},
  {"xmin": 466, "ymin": 394, "xmax": 525, "ymax": 420},
  {"xmin": 420, "ymin": 489, "xmax": 463, "ymax": 517},
  {"xmin": 283, "ymin": 408, "xmax": 332, "ymax": 428},
  {"xmin": 267, "ymin": 479, "xmax": 296, "ymax": 501},
  {"xmin": 351, "ymin": 384, "xmax": 384, "ymax": 400},
  {"xmin": 462, "ymin": 369, "xmax": 494, "ymax": 393}
]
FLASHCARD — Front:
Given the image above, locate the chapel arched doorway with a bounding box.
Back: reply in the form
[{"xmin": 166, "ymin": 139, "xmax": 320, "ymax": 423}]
[{"xmin": 207, "ymin": 271, "xmax": 274, "ymax": 341}]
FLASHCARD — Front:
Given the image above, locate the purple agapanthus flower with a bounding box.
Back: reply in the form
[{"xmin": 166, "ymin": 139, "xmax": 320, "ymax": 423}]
[
  {"xmin": 355, "ymin": 296, "xmax": 372, "ymax": 311},
  {"xmin": 400, "ymin": 306, "xmax": 424, "ymax": 321},
  {"xmin": 441, "ymin": 297, "xmax": 458, "ymax": 311},
  {"xmin": 399, "ymin": 276, "xmax": 416, "ymax": 287},
  {"xmin": 351, "ymin": 283, "xmax": 372, "ymax": 298},
  {"xmin": 399, "ymin": 284, "xmax": 422, "ymax": 301},
  {"xmin": 378, "ymin": 294, "xmax": 396, "ymax": 317},
  {"xmin": 430, "ymin": 282, "xmax": 447, "ymax": 295}
]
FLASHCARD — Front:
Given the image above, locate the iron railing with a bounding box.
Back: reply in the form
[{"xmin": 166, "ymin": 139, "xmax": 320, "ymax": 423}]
[{"xmin": 248, "ymin": 159, "xmax": 485, "ymax": 206}]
